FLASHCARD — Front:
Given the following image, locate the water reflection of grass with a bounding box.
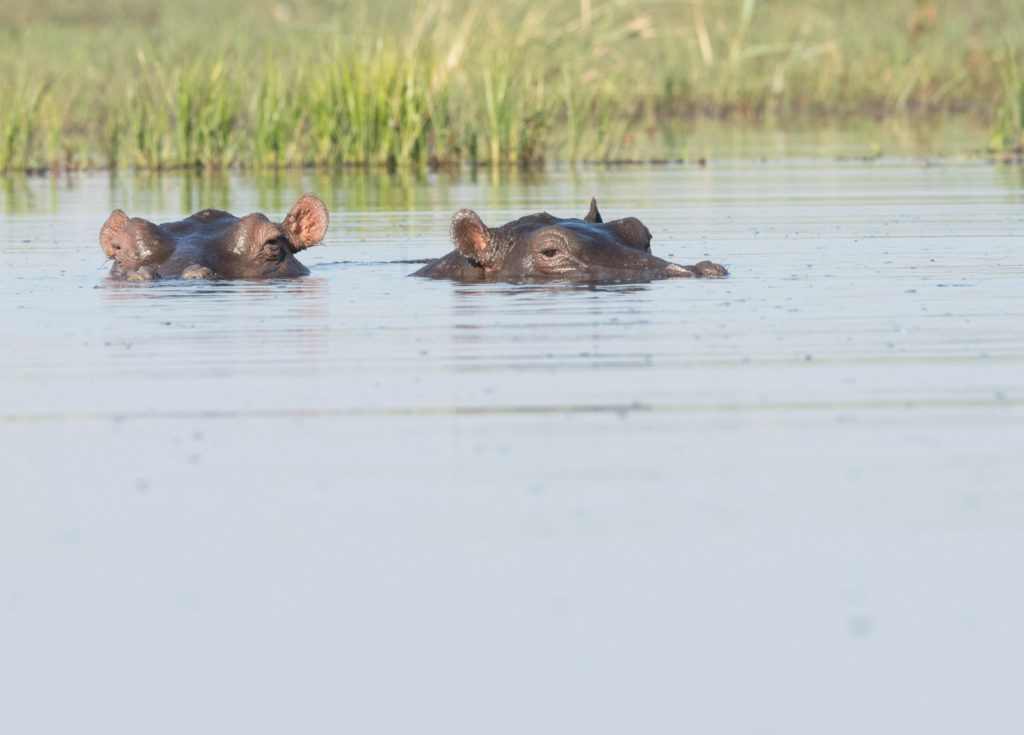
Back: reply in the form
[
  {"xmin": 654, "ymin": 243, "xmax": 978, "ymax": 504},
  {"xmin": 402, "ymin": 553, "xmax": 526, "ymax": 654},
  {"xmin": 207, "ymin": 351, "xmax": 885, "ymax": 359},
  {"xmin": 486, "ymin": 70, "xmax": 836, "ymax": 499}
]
[{"xmin": 1, "ymin": 0, "xmax": 1022, "ymax": 172}]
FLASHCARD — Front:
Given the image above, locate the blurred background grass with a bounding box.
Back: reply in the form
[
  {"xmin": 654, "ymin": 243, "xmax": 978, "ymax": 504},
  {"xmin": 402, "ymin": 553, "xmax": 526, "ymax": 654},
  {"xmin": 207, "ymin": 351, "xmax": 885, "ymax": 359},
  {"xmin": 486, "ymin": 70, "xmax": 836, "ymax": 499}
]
[{"xmin": 1, "ymin": 0, "xmax": 1022, "ymax": 171}]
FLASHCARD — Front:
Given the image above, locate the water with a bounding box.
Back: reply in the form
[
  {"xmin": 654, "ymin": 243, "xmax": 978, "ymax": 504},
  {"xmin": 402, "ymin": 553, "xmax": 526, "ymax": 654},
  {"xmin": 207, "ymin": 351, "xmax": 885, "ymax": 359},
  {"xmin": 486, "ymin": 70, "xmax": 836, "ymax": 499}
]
[{"xmin": 2, "ymin": 159, "xmax": 1023, "ymax": 734}]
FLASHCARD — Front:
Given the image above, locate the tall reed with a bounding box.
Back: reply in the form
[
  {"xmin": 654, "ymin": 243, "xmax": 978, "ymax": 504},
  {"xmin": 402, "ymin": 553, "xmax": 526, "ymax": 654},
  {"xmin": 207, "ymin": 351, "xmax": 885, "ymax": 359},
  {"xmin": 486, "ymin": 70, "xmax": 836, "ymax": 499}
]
[
  {"xmin": 990, "ymin": 51, "xmax": 1023, "ymax": 153},
  {"xmin": 1, "ymin": 0, "xmax": 1022, "ymax": 172},
  {"xmin": 1, "ymin": 67, "xmax": 52, "ymax": 172}
]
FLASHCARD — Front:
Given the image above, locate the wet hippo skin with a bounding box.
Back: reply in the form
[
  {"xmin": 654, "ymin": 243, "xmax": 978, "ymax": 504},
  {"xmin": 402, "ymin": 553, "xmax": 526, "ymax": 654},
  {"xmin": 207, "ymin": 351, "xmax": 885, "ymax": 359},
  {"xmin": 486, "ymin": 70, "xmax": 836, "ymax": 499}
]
[
  {"xmin": 100, "ymin": 194, "xmax": 329, "ymax": 280},
  {"xmin": 412, "ymin": 199, "xmax": 727, "ymax": 283}
]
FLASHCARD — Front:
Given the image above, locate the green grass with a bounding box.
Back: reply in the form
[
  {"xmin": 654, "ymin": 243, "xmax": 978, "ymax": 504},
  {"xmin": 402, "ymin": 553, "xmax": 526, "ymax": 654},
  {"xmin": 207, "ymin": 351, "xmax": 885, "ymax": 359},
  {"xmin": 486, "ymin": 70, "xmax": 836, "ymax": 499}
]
[
  {"xmin": 1, "ymin": 0, "xmax": 1023, "ymax": 172},
  {"xmin": 990, "ymin": 48, "xmax": 1024, "ymax": 155}
]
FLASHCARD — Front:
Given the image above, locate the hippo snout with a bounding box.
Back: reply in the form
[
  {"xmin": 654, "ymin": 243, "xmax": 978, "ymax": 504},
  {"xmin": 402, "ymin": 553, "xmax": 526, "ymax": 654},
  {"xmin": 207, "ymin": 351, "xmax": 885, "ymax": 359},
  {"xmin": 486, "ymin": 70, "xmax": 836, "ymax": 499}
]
[
  {"xmin": 665, "ymin": 263, "xmax": 696, "ymax": 278},
  {"xmin": 665, "ymin": 261, "xmax": 729, "ymax": 278},
  {"xmin": 693, "ymin": 260, "xmax": 729, "ymax": 277}
]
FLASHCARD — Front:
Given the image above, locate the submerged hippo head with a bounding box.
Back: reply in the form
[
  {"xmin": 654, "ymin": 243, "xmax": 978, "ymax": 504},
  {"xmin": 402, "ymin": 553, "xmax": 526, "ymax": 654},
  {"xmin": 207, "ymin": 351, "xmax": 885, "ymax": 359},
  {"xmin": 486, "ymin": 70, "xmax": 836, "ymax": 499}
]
[
  {"xmin": 100, "ymin": 194, "xmax": 329, "ymax": 281},
  {"xmin": 411, "ymin": 199, "xmax": 727, "ymax": 283}
]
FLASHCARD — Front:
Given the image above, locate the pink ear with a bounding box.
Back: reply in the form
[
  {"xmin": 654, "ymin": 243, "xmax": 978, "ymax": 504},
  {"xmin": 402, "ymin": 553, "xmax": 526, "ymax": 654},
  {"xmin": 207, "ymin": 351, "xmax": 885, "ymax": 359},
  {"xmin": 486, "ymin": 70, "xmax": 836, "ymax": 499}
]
[
  {"xmin": 282, "ymin": 194, "xmax": 329, "ymax": 250},
  {"xmin": 450, "ymin": 209, "xmax": 490, "ymax": 257},
  {"xmin": 100, "ymin": 210, "xmax": 129, "ymax": 257}
]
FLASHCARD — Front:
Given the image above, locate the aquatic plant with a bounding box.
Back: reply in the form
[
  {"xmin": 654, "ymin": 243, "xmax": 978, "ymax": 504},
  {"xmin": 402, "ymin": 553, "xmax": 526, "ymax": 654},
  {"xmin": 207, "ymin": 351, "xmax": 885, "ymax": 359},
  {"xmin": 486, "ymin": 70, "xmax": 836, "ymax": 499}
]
[
  {"xmin": 0, "ymin": 66, "xmax": 52, "ymax": 172},
  {"xmin": 0, "ymin": 0, "xmax": 1023, "ymax": 172},
  {"xmin": 990, "ymin": 51, "xmax": 1023, "ymax": 154}
]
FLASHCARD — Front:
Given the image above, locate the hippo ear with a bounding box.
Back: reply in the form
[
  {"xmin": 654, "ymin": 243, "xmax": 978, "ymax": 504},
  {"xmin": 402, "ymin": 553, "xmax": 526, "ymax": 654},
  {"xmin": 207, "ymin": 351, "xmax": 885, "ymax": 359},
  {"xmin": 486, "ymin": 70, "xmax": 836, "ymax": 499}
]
[
  {"xmin": 584, "ymin": 198, "xmax": 603, "ymax": 224},
  {"xmin": 100, "ymin": 209, "xmax": 129, "ymax": 257},
  {"xmin": 612, "ymin": 216, "xmax": 653, "ymax": 253},
  {"xmin": 282, "ymin": 194, "xmax": 329, "ymax": 251},
  {"xmin": 450, "ymin": 209, "xmax": 495, "ymax": 266}
]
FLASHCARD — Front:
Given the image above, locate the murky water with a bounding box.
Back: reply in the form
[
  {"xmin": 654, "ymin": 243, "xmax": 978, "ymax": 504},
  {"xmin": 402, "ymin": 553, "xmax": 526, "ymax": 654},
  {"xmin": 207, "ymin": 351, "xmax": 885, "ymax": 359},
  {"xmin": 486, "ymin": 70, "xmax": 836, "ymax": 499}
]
[{"xmin": 3, "ymin": 159, "xmax": 1023, "ymax": 734}]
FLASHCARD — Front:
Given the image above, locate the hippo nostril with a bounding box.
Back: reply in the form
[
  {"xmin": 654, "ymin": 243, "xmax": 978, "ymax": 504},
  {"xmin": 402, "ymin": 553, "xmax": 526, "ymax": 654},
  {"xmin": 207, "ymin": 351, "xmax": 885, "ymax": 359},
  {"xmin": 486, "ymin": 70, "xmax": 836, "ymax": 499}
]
[
  {"xmin": 694, "ymin": 260, "xmax": 728, "ymax": 277},
  {"xmin": 665, "ymin": 263, "xmax": 695, "ymax": 278}
]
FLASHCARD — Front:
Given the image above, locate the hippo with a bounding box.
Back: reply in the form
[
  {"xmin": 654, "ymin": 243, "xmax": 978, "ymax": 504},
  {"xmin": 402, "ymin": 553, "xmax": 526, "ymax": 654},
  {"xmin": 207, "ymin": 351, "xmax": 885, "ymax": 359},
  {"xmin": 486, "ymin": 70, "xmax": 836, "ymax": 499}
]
[
  {"xmin": 411, "ymin": 199, "xmax": 727, "ymax": 283},
  {"xmin": 100, "ymin": 194, "xmax": 329, "ymax": 280}
]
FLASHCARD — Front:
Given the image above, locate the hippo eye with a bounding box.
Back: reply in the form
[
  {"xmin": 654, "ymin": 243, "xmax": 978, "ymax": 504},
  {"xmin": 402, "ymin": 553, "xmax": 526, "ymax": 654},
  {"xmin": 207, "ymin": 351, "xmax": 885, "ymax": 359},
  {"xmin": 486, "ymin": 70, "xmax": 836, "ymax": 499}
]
[
  {"xmin": 262, "ymin": 235, "xmax": 289, "ymax": 260},
  {"xmin": 540, "ymin": 248, "xmax": 559, "ymax": 258},
  {"xmin": 265, "ymin": 235, "xmax": 290, "ymax": 252}
]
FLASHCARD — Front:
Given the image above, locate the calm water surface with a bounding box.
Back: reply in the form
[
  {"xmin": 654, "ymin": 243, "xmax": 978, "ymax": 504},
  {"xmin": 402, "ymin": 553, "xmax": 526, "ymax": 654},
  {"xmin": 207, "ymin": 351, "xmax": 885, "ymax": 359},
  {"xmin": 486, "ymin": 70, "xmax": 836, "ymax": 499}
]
[{"xmin": 2, "ymin": 159, "xmax": 1023, "ymax": 734}]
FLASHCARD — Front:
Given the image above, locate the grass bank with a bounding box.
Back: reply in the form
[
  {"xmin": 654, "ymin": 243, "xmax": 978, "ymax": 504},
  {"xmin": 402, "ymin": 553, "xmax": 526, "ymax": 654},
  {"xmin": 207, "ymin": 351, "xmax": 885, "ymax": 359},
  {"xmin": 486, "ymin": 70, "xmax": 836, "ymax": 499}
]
[{"xmin": 1, "ymin": 0, "xmax": 1022, "ymax": 172}]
